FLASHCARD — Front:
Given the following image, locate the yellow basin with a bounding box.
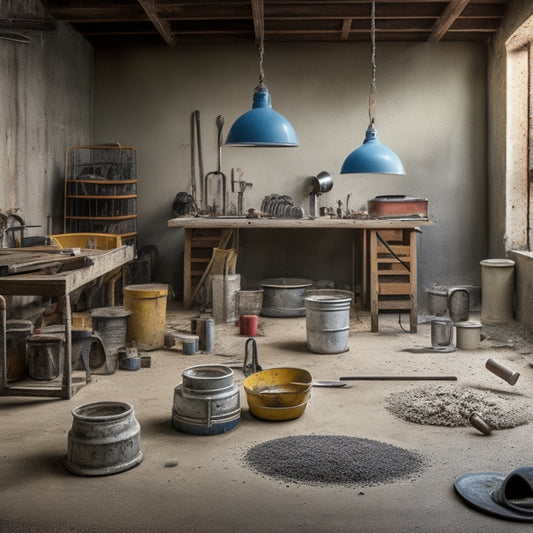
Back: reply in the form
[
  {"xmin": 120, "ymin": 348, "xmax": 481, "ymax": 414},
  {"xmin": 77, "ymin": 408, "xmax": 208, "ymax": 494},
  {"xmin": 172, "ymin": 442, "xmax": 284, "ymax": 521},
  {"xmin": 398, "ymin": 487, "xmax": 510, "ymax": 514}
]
[
  {"xmin": 243, "ymin": 367, "xmax": 312, "ymax": 418},
  {"xmin": 247, "ymin": 401, "xmax": 308, "ymax": 421}
]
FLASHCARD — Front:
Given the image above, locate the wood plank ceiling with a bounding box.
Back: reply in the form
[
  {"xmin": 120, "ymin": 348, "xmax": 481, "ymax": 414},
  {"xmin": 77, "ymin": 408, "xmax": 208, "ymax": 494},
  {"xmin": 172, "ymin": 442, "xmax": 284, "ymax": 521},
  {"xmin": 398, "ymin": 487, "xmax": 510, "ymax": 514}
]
[{"xmin": 40, "ymin": 0, "xmax": 507, "ymax": 47}]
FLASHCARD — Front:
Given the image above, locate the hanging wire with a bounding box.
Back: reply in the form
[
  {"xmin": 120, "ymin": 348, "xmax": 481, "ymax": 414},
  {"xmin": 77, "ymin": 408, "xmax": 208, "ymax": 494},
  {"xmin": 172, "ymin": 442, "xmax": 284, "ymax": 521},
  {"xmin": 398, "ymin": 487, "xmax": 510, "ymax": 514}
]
[{"xmin": 368, "ymin": 0, "xmax": 377, "ymax": 126}]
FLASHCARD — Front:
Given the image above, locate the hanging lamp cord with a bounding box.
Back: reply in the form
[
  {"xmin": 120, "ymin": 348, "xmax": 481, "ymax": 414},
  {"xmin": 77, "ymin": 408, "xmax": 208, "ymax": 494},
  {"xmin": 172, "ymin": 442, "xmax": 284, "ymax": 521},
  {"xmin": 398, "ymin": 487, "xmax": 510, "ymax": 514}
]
[
  {"xmin": 254, "ymin": 0, "xmax": 266, "ymax": 86},
  {"xmin": 368, "ymin": 0, "xmax": 377, "ymax": 126}
]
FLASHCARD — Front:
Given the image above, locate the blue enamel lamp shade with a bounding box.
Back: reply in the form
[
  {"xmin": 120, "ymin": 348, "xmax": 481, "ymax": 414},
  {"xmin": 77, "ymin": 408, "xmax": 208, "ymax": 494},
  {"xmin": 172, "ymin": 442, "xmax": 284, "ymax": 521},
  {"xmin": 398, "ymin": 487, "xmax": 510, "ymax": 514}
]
[
  {"xmin": 340, "ymin": 124, "xmax": 405, "ymax": 175},
  {"xmin": 225, "ymin": 84, "xmax": 299, "ymax": 147}
]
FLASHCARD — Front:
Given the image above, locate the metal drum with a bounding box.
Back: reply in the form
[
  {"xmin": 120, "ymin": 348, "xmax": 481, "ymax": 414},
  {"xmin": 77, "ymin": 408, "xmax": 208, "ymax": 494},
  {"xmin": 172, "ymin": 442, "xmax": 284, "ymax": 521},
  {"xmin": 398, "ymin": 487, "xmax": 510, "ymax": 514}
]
[
  {"xmin": 26, "ymin": 334, "xmax": 63, "ymax": 380},
  {"xmin": 260, "ymin": 278, "xmax": 312, "ymax": 317},
  {"xmin": 65, "ymin": 401, "xmax": 143, "ymax": 476},
  {"xmin": 90, "ymin": 307, "xmax": 131, "ymax": 357},
  {"xmin": 172, "ymin": 364, "xmax": 240, "ymax": 435},
  {"xmin": 6, "ymin": 319, "xmax": 34, "ymax": 382},
  {"xmin": 303, "ymin": 290, "xmax": 353, "ymax": 354}
]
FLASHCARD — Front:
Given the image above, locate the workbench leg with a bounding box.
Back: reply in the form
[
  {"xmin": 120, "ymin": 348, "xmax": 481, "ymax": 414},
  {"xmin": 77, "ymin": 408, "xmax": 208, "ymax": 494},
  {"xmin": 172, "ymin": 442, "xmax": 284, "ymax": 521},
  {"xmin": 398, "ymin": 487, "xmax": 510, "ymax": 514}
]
[
  {"xmin": 409, "ymin": 229, "xmax": 418, "ymax": 333},
  {"xmin": 361, "ymin": 229, "xmax": 368, "ymax": 309},
  {"xmin": 61, "ymin": 294, "xmax": 73, "ymax": 399},
  {"xmin": 183, "ymin": 228, "xmax": 192, "ymax": 308},
  {"xmin": 369, "ymin": 230, "xmax": 379, "ymax": 332}
]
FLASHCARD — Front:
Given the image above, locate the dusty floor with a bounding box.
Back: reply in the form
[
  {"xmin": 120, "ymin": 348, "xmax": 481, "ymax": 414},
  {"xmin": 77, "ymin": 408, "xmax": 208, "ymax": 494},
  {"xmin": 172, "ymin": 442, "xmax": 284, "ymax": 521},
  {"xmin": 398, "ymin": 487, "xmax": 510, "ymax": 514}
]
[{"xmin": 2, "ymin": 304, "xmax": 533, "ymax": 533}]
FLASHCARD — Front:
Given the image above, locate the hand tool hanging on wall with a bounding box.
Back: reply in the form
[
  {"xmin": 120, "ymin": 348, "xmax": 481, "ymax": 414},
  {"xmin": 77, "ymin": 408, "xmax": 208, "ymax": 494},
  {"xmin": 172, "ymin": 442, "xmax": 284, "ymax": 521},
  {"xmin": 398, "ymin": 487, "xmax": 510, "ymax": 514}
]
[
  {"xmin": 204, "ymin": 115, "xmax": 227, "ymax": 215},
  {"xmin": 190, "ymin": 110, "xmax": 204, "ymax": 209}
]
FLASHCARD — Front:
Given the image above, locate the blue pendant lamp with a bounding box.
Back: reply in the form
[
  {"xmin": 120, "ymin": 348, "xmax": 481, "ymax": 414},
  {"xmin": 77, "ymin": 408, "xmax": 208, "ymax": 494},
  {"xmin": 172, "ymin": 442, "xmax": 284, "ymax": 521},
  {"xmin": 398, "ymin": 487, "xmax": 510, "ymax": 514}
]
[
  {"xmin": 340, "ymin": 0, "xmax": 405, "ymax": 175},
  {"xmin": 225, "ymin": 2, "xmax": 298, "ymax": 147}
]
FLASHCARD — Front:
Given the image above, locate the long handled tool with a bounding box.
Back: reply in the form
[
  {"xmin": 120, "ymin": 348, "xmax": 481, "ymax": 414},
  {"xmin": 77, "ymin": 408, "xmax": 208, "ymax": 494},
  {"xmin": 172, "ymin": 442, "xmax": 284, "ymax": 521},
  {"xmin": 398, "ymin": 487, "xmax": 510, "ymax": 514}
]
[
  {"xmin": 190, "ymin": 111, "xmax": 204, "ymax": 209},
  {"xmin": 339, "ymin": 375, "xmax": 457, "ymax": 381},
  {"xmin": 204, "ymin": 115, "xmax": 226, "ymax": 214}
]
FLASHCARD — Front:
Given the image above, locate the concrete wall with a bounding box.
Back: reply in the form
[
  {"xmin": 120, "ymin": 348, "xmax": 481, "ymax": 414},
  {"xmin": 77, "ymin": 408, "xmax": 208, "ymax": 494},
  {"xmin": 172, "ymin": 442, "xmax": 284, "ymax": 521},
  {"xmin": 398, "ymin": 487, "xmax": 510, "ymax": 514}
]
[
  {"xmin": 487, "ymin": 0, "xmax": 533, "ymax": 256},
  {"xmin": 94, "ymin": 41, "xmax": 488, "ymax": 305},
  {"xmin": 0, "ymin": 0, "xmax": 92, "ymax": 240}
]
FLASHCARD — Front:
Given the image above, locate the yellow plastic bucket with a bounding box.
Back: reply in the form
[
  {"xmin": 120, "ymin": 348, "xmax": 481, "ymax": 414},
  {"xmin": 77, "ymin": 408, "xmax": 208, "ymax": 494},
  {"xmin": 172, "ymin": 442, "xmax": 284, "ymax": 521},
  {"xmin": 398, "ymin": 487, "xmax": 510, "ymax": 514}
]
[{"xmin": 123, "ymin": 284, "xmax": 168, "ymax": 350}]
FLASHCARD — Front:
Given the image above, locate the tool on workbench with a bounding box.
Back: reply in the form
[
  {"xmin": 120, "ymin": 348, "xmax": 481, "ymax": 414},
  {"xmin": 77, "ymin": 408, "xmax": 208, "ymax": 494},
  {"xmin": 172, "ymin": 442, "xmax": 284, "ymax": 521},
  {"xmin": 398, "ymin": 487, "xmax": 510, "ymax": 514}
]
[{"xmin": 204, "ymin": 115, "xmax": 227, "ymax": 215}]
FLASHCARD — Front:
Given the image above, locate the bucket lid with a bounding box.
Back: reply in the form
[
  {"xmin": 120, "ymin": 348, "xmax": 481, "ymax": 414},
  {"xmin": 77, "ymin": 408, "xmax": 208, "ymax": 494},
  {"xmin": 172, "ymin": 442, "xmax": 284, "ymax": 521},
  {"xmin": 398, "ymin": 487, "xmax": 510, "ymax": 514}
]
[
  {"xmin": 455, "ymin": 321, "xmax": 482, "ymax": 329},
  {"xmin": 123, "ymin": 283, "xmax": 169, "ymax": 298},
  {"xmin": 480, "ymin": 259, "xmax": 515, "ymax": 267},
  {"xmin": 90, "ymin": 306, "xmax": 131, "ymax": 318}
]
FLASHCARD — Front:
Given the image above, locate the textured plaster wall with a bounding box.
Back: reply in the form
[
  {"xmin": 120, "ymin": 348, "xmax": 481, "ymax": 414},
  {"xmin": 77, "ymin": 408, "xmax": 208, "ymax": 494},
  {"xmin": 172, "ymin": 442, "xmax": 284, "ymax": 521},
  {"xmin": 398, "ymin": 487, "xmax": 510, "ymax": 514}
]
[
  {"xmin": 94, "ymin": 41, "xmax": 487, "ymax": 304},
  {"xmin": 487, "ymin": 0, "xmax": 533, "ymax": 256},
  {"xmin": 0, "ymin": 0, "xmax": 92, "ymax": 238}
]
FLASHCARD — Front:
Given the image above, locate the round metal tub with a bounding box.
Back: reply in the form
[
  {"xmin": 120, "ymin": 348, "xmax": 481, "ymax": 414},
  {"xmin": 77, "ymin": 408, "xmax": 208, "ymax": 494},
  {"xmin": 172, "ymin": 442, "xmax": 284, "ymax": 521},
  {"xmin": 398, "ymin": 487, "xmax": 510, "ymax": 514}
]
[
  {"xmin": 66, "ymin": 401, "xmax": 143, "ymax": 476},
  {"xmin": 260, "ymin": 278, "xmax": 313, "ymax": 317}
]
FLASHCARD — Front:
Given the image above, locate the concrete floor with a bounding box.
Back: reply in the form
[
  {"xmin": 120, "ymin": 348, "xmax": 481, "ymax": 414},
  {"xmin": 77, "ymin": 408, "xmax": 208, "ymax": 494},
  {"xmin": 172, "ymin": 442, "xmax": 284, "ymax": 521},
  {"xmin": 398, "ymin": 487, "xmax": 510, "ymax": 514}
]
[{"xmin": 1, "ymin": 305, "xmax": 533, "ymax": 533}]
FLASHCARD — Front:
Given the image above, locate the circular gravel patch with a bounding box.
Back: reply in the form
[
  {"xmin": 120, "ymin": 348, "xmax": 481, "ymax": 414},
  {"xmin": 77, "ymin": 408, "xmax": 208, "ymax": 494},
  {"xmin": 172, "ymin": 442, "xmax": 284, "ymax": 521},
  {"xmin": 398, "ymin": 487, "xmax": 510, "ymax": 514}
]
[
  {"xmin": 386, "ymin": 385, "xmax": 531, "ymax": 429},
  {"xmin": 244, "ymin": 434, "xmax": 424, "ymax": 487}
]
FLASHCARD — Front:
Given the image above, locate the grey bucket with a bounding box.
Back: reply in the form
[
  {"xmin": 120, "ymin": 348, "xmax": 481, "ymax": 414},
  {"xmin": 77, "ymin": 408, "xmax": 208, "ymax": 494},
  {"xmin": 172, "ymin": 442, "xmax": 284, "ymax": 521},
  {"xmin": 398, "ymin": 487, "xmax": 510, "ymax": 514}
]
[
  {"xmin": 90, "ymin": 307, "xmax": 131, "ymax": 356},
  {"xmin": 26, "ymin": 334, "xmax": 63, "ymax": 380},
  {"xmin": 172, "ymin": 364, "xmax": 240, "ymax": 435},
  {"xmin": 260, "ymin": 278, "xmax": 312, "ymax": 317},
  {"xmin": 303, "ymin": 289, "xmax": 353, "ymax": 354},
  {"xmin": 65, "ymin": 401, "xmax": 143, "ymax": 476}
]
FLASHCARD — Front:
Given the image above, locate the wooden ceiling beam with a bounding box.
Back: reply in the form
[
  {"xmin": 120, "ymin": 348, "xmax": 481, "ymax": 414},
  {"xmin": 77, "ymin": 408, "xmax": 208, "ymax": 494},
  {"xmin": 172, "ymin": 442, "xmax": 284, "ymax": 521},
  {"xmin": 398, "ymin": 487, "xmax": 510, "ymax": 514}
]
[
  {"xmin": 429, "ymin": 0, "xmax": 471, "ymax": 42},
  {"xmin": 137, "ymin": 0, "xmax": 176, "ymax": 46},
  {"xmin": 341, "ymin": 18, "xmax": 352, "ymax": 40}
]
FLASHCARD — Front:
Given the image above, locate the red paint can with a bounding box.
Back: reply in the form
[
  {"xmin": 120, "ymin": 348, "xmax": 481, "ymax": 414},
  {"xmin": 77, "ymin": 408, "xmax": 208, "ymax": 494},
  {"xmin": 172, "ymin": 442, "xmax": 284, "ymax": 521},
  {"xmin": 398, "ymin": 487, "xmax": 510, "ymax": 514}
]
[{"xmin": 239, "ymin": 315, "xmax": 258, "ymax": 336}]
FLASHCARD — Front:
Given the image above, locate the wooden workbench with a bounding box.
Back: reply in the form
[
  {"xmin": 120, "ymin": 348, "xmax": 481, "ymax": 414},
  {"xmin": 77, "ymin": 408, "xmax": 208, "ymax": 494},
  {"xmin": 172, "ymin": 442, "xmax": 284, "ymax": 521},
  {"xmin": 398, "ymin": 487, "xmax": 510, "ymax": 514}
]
[
  {"xmin": 0, "ymin": 245, "xmax": 134, "ymax": 398},
  {"xmin": 168, "ymin": 216, "xmax": 433, "ymax": 330}
]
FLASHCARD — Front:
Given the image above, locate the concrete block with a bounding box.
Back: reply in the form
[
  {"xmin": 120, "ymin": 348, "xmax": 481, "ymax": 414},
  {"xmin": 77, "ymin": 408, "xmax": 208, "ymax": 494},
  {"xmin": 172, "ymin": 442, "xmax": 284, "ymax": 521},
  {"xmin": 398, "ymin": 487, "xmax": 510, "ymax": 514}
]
[{"xmin": 212, "ymin": 274, "xmax": 241, "ymax": 324}]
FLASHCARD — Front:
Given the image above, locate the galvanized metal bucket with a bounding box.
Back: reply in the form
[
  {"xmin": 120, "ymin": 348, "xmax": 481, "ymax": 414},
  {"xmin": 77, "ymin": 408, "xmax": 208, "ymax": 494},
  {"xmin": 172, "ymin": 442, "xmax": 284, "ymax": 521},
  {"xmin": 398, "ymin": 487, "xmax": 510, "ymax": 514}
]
[
  {"xmin": 431, "ymin": 318, "xmax": 454, "ymax": 347},
  {"xmin": 66, "ymin": 401, "xmax": 143, "ymax": 476},
  {"xmin": 172, "ymin": 364, "xmax": 240, "ymax": 435},
  {"xmin": 260, "ymin": 278, "xmax": 312, "ymax": 317},
  {"xmin": 303, "ymin": 289, "xmax": 353, "ymax": 354}
]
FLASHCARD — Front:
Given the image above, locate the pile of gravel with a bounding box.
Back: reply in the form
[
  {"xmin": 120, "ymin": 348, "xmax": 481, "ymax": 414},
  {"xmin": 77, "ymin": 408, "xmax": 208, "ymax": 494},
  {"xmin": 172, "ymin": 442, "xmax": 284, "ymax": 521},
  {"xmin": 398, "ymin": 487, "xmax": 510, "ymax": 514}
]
[
  {"xmin": 386, "ymin": 385, "xmax": 531, "ymax": 429},
  {"xmin": 244, "ymin": 434, "xmax": 424, "ymax": 488}
]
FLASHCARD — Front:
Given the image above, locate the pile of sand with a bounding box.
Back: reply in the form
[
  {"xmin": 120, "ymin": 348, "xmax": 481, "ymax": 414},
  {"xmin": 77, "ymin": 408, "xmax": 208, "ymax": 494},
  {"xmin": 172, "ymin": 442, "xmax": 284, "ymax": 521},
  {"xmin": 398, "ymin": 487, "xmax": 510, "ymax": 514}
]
[{"xmin": 386, "ymin": 385, "xmax": 531, "ymax": 429}]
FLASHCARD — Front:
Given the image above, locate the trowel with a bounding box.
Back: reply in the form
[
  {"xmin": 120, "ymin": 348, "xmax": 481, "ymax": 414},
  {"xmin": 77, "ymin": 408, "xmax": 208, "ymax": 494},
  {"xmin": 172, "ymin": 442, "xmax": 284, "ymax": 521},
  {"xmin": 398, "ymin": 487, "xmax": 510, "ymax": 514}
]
[{"xmin": 291, "ymin": 380, "xmax": 347, "ymax": 388}]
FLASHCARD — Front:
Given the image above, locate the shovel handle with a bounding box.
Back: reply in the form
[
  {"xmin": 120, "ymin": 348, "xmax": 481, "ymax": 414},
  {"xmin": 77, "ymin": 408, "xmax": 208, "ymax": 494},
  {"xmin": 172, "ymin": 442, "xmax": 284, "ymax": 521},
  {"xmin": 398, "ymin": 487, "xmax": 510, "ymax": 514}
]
[{"xmin": 339, "ymin": 375, "xmax": 457, "ymax": 381}]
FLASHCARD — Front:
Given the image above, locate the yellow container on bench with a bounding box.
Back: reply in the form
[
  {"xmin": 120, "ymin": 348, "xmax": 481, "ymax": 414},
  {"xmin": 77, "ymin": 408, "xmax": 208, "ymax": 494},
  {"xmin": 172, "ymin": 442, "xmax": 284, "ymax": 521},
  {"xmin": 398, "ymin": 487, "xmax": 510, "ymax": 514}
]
[
  {"xmin": 50, "ymin": 233, "xmax": 122, "ymax": 250},
  {"xmin": 123, "ymin": 284, "xmax": 168, "ymax": 350}
]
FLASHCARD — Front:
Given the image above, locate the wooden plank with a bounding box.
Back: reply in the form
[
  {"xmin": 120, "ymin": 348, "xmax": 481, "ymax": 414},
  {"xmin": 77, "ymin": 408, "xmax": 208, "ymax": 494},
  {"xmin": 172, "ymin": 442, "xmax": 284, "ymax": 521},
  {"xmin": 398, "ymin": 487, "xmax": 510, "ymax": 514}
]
[
  {"xmin": 138, "ymin": 0, "xmax": 176, "ymax": 46},
  {"xmin": 429, "ymin": 0, "xmax": 471, "ymax": 43},
  {"xmin": 379, "ymin": 283, "xmax": 412, "ymax": 295},
  {"xmin": 377, "ymin": 244, "xmax": 411, "ymax": 255},
  {"xmin": 0, "ymin": 254, "xmax": 93, "ymax": 276},
  {"xmin": 378, "ymin": 301, "xmax": 412, "ymax": 310},
  {"xmin": 168, "ymin": 216, "xmax": 434, "ymax": 230}
]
